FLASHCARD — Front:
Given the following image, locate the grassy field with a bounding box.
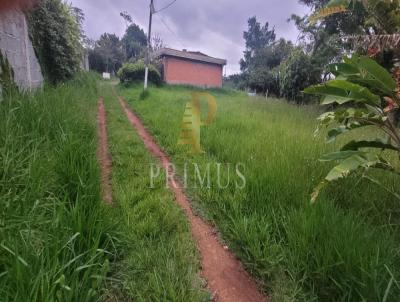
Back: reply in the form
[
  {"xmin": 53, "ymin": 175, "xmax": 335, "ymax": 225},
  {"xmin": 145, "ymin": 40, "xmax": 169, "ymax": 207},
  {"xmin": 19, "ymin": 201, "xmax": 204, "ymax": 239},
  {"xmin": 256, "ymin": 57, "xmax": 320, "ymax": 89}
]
[
  {"xmin": 2, "ymin": 75, "xmax": 399, "ymax": 301},
  {"xmin": 0, "ymin": 77, "xmax": 211, "ymax": 302},
  {"xmin": 119, "ymin": 84, "xmax": 400, "ymax": 301},
  {"xmin": 0, "ymin": 74, "xmax": 118, "ymax": 301}
]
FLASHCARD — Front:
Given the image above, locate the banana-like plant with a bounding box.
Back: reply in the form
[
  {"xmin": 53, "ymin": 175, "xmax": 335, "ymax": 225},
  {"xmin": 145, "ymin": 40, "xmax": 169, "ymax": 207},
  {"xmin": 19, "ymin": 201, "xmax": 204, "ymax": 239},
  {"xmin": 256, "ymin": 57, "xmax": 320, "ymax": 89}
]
[
  {"xmin": 304, "ymin": 55, "xmax": 400, "ymax": 202},
  {"xmin": 309, "ymin": 0, "xmax": 351, "ymax": 23},
  {"xmin": 310, "ymin": 0, "xmax": 400, "ymax": 34}
]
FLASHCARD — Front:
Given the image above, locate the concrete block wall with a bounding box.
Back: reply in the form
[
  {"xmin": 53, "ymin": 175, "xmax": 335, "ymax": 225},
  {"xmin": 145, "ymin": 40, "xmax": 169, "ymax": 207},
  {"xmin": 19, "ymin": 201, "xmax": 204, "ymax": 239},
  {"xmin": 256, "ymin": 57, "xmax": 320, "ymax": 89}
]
[{"xmin": 0, "ymin": 9, "xmax": 43, "ymax": 90}]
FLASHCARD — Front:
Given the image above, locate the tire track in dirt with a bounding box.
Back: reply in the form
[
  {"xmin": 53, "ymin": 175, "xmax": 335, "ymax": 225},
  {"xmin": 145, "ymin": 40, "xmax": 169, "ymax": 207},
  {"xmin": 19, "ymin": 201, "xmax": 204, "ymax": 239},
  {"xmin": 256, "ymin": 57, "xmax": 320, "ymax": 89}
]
[
  {"xmin": 118, "ymin": 95, "xmax": 267, "ymax": 302},
  {"xmin": 97, "ymin": 97, "xmax": 113, "ymax": 205}
]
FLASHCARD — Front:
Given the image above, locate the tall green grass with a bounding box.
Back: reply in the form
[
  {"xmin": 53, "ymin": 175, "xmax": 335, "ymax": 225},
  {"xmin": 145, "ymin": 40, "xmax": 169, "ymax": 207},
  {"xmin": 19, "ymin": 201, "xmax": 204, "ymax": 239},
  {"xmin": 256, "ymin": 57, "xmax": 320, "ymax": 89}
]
[
  {"xmin": 0, "ymin": 74, "xmax": 117, "ymax": 301},
  {"xmin": 119, "ymin": 84, "xmax": 400, "ymax": 301},
  {"xmin": 100, "ymin": 83, "xmax": 209, "ymax": 301}
]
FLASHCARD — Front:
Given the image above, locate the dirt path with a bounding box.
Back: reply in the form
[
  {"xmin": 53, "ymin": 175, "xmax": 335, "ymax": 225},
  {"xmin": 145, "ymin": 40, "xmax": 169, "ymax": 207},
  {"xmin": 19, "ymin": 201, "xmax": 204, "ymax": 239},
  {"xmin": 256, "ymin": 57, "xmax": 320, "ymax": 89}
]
[
  {"xmin": 118, "ymin": 95, "xmax": 267, "ymax": 302},
  {"xmin": 97, "ymin": 97, "xmax": 113, "ymax": 205}
]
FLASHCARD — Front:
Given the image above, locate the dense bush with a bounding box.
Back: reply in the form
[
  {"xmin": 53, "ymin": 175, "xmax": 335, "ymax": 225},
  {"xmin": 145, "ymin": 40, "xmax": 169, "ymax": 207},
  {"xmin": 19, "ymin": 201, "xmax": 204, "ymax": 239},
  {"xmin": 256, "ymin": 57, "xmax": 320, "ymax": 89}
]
[
  {"xmin": 248, "ymin": 68, "xmax": 280, "ymax": 96},
  {"xmin": 28, "ymin": 0, "xmax": 83, "ymax": 84},
  {"xmin": 280, "ymin": 49, "xmax": 320, "ymax": 103},
  {"xmin": 89, "ymin": 33, "xmax": 125, "ymax": 74},
  {"xmin": 117, "ymin": 62, "xmax": 161, "ymax": 85}
]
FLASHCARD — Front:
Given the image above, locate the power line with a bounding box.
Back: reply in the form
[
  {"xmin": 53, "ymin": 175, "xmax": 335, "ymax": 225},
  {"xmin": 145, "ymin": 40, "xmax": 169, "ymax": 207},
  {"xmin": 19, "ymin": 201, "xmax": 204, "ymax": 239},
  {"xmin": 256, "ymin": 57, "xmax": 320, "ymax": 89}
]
[
  {"xmin": 155, "ymin": 0, "xmax": 177, "ymax": 13},
  {"xmin": 155, "ymin": 12, "xmax": 186, "ymax": 48},
  {"xmin": 155, "ymin": 12, "xmax": 219, "ymax": 88}
]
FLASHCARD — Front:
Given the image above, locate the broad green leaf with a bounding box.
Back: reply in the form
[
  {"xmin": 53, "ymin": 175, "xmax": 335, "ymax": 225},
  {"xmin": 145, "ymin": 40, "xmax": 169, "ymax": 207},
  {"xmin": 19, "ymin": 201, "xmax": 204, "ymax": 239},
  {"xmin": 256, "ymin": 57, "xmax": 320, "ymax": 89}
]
[
  {"xmin": 319, "ymin": 150, "xmax": 366, "ymax": 162},
  {"xmin": 348, "ymin": 77, "xmax": 396, "ymax": 96},
  {"xmin": 321, "ymin": 95, "xmax": 354, "ymax": 105},
  {"xmin": 309, "ymin": 0, "xmax": 350, "ymax": 23},
  {"xmin": 305, "ymin": 80, "xmax": 380, "ymax": 106},
  {"xmin": 305, "ymin": 85, "xmax": 360, "ymax": 105},
  {"xmin": 357, "ymin": 56, "xmax": 397, "ymax": 92},
  {"xmin": 364, "ymin": 104, "xmax": 383, "ymax": 115},
  {"xmin": 304, "ymin": 84, "xmax": 349, "ymax": 98},
  {"xmin": 326, "ymin": 0, "xmax": 351, "ymax": 8},
  {"xmin": 312, "ymin": 152, "xmax": 398, "ymax": 203},
  {"xmin": 311, "ymin": 180, "xmax": 328, "ymax": 204},
  {"xmin": 327, "ymin": 126, "xmax": 349, "ymax": 142},
  {"xmin": 327, "ymin": 80, "xmax": 380, "ymax": 105},
  {"xmin": 324, "ymin": 153, "xmax": 379, "ymax": 181},
  {"xmin": 328, "ymin": 62, "xmax": 360, "ymax": 77},
  {"xmin": 341, "ymin": 139, "xmax": 398, "ymax": 151},
  {"xmin": 333, "ymin": 107, "xmax": 384, "ymax": 123},
  {"xmin": 326, "ymin": 121, "xmax": 368, "ymax": 142}
]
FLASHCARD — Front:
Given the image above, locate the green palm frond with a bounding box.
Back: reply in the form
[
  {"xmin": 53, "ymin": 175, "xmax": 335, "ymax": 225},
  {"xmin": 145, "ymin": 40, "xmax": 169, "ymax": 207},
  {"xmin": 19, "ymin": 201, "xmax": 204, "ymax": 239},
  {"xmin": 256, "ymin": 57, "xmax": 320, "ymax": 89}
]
[{"xmin": 309, "ymin": 0, "xmax": 352, "ymax": 23}]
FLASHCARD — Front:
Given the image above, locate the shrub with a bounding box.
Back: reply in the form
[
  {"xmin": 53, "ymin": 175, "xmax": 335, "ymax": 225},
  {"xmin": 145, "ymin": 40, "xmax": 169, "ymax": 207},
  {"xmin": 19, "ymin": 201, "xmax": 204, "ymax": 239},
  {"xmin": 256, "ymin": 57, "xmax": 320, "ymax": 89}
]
[
  {"xmin": 28, "ymin": 0, "xmax": 83, "ymax": 84},
  {"xmin": 117, "ymin": 62, "xmax": 161, "ymax": 85},
  {"xmin": 280, "ymin": 49, "xmax": 320, "ymax": 103},
  {"xmin": 248, "ymin": 68, "xmax": 280, "ymax": 96}
]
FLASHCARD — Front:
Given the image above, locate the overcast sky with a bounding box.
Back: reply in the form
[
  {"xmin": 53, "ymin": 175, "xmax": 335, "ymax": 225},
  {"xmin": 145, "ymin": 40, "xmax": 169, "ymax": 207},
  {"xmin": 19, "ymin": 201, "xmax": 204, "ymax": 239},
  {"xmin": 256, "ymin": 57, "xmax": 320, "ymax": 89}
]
[{"xmin": 69, "ymin": 0, "xmax": 310, "ymax": 75}]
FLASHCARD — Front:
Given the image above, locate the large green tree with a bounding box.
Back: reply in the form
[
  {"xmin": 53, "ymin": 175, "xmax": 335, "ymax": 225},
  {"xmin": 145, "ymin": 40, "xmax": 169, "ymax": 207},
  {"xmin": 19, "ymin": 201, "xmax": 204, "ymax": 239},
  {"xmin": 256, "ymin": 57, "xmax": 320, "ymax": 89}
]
[
  {"xmin": 279, "ymin": 48, "xmax": 320, "ymax": 103},
  {"xmin": 92, "ymin": 33, "xmax": 125, "ymax": 74},
  {"xmin": 247, "ymin": 38, "xmax": 294, "ymax": 95},
  {"xmin": 122, "ymin": 23, "xmax": 147, "ymax": 62},
  {"xmin": 311, "ymin": 0, "xmax": 400, "ymax": 68},
  {"xmin": 240, "ymin": 16, "xmax": 276, "ymax": 72}
]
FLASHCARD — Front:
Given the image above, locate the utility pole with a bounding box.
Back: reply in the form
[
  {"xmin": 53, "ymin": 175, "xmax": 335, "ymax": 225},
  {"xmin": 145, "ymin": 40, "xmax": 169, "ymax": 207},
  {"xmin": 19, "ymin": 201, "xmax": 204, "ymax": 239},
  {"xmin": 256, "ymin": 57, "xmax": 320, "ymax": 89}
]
[{"xmin": 144, "ymin": 0, "xmax": 154, "ymax": 90}]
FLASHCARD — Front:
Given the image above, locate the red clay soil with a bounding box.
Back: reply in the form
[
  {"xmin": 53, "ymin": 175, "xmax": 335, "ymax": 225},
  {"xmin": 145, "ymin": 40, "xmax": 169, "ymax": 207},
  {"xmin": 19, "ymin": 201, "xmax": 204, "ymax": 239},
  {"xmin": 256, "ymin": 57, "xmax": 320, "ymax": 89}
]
[
  {"xmin": 118, "ymin": 96, "xmax": 267, "ymax": 302},
  {"xmin": 97, "ymin": 97, "xmax": 113, "ymax": 205}
]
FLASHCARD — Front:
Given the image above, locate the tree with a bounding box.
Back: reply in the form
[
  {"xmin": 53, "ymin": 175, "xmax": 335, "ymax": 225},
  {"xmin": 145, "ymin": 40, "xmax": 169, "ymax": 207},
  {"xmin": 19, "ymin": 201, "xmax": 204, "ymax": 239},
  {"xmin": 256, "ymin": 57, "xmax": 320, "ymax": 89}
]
[
  {"xmin": 120, "ymin": 11, "xmax": 133, "ymax": 28},
  {"xmin": 95, "ymin": 33, "xmax": 125, "ymax": 74},
  {"xmin": 224, "ymin": 73, "xmax": 249, "ymax": 90},
  {"xmin": 122, "ymin": 23, "xmax": 147, "ymax": 62},
  {"xmin": 28, "ymin": 0, "xmax": 84, "ymax": 83},
  {"xmin": 248, "ymin": 68, "xmax": 280, "ymax": 96},
  {"xmin": 151, "ymin": 34, "xmax": 165, "ymax": 52},
  {"xmin": 305, "ymin": 0, "xmax": 400, "ymax": 94},
  {"xmin": 251, "ymin": 38, "xmax": 293, "ymax": 70},
  {"xmin": 240, "ymin": 16, "xmax": 276, "ymax": 72},
  {"xmin": 309, "ymin": 0, "xmax": 400, "ymax": 34},
  {"xmin": 247, "ymin": 38, "xmax": 295, "ymax": 95},
  {"xmin": 279, "ymin": 48, "xmax": 320, "ymax": 103},
  {"xmin": 88, "ymin": 49, "xmax": 106, "ymax": 73}
]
